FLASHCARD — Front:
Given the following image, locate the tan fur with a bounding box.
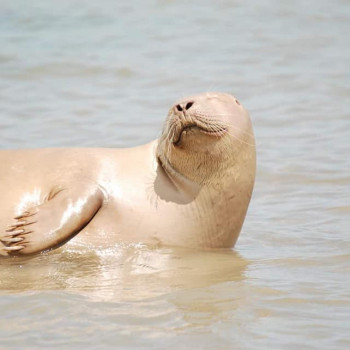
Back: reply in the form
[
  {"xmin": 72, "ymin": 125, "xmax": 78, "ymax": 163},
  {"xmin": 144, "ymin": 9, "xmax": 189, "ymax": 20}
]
[{"xmin": 0, "ymin": 93, "xmax": 256, "ymax": 257}]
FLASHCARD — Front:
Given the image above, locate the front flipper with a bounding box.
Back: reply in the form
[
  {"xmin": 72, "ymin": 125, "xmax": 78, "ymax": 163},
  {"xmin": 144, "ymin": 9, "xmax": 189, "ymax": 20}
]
[{"xmin": 1, "ymin": 182, "xmax": 104, "ymax": 256}]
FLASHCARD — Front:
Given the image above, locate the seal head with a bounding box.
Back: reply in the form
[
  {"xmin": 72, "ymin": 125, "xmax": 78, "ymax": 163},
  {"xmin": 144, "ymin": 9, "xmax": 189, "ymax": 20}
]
[{"xmin": 157, "ymin": 92, "xmax": 255, "ymax": 187}]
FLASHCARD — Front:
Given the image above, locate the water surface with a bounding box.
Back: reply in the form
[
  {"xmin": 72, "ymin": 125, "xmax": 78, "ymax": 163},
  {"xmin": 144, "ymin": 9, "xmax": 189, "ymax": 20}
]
[{"xmin": 0, "ymin": 0, "xmax": 349, "ymax": 349}]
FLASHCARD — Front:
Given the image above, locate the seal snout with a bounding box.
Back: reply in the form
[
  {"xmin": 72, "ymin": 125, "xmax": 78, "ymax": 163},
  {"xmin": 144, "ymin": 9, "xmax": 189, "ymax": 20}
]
[
  {"xmin": 174, "ymin": 101, "xmax": 194, "ymax": 113},
  {"xmin": 164, "ymin": 92, "xmax": 243, "ymax": 147}
]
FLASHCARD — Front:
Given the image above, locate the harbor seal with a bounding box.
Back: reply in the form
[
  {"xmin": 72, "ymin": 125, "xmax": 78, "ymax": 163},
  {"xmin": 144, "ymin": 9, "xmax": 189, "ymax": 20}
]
[{"xmin": 0, "ymin": 92, "xmax": 256, "ymax": 257}]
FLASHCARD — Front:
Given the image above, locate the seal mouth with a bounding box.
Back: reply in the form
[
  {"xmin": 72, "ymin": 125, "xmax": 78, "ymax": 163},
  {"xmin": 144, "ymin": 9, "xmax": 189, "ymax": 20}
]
[{"xmin": 173, "ymin": 123, "xmax": 227, "ymax": 145}]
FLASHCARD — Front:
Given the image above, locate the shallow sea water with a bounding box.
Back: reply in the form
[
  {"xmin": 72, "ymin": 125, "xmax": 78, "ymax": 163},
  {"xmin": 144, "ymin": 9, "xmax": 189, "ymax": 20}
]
[{"xmin": 1, "ymin": 0, "xmax": 350, "ymax": 349}]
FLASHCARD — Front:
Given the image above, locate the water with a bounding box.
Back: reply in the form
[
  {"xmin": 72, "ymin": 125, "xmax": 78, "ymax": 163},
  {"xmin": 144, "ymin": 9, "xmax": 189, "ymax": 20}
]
[{"xmin": 1, "ymin": 0, "xmax": 349, "ymax": 348}]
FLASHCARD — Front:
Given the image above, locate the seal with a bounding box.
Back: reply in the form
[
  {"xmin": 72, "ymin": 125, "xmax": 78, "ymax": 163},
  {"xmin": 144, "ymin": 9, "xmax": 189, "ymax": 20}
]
[{"xmin": 0, "ymin": 92, "xmax": 256, "ymax": 257}]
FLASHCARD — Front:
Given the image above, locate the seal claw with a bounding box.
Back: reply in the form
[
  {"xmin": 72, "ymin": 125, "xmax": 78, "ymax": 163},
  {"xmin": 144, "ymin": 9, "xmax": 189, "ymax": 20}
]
[
  {"xmin": 3, "ymin": 229, "xmax": 25, "ymax": 236},
  {"xmin": 7, "ymin": 219, "xmax": 37, "ymax": 231},
  {"xmin": 3, "ymin": 245, "xmax": 25, "ymax": 252},
  {"xmin": 1, "ymin": 237, "xmax": 24, "ymax": 243},
  {"xmin": 11, "ymin": 220, "xmax": 26, "ymax": 226},
  {"xmin": 14, "ymin": 211, "xmax": 35, "ymax": 219}
]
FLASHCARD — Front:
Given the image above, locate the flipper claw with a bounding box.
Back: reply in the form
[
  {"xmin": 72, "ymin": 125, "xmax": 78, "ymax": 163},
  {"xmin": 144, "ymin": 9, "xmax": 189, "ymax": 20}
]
[
  {"xmin": 11, "ymin": 220, "xmax": 26, "ymax": 226},
  {"xmin": 3, "ymin": 229, "xmax": 25, "ymax": 236},
  {"xmin": 7, "ymin": 220, "xmax": 36, "ymax": 231},
  {"xmin": 14, "ymin": 211, "xmax": 36, "ymax": 220},
  {"xmin": 14, "ymin": 211, "xmax": 27, "ymax": 219},
  {"xmin": 4, "ymin": 245, "xmax": 25, "ymax": 251},
  {"xmin": 1, "ymin": 237, "xmax": 24, "ymax": 243}
]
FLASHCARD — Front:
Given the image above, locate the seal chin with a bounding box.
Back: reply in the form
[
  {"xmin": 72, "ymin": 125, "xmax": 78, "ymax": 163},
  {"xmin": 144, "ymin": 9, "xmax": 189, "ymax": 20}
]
[{"xmin": 172, "ymin": 120, "xmax": 227, "ymax": 146}]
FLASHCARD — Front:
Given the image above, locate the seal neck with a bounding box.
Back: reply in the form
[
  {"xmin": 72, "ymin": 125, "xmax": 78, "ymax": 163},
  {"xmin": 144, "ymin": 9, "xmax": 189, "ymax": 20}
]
[{"xmin": 156, "ymin": 153, "xmax": 201, "ymax": 199}]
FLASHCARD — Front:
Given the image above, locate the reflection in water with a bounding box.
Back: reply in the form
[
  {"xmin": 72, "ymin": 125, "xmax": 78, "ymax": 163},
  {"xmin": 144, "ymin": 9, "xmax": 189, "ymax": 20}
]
[
  {"xmin": 0, "ymin": 245, "xmax": 248, "ymax": 302},
  {"xmin": 0, "ymin": 245, "xmax": 250, "ymax": 346}
]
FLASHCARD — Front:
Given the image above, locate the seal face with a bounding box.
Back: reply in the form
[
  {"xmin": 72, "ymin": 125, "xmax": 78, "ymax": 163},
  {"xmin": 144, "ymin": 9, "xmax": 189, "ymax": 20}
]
[
  {"xmin": 157, "ymin": 92, "xmax": 255, "ymax": 186},
  {"xmin": 0, "ymin": 92, "xmax": 256, "ymax": 257}
]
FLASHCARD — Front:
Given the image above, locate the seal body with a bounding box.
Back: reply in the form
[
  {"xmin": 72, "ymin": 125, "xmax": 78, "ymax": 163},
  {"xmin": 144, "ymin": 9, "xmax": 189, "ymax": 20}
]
[{"xmin": 0, "ymin": 93, "xmax": 256, "ymax": 257}]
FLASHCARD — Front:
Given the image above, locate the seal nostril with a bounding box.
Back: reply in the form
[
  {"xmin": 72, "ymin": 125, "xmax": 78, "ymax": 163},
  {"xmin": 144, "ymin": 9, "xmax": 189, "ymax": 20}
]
[
  {"xmin": 235, "ymin": 99, "xmax": 241, "ymax": 106},
  {"xmin": 176, "ymin": 104, "xmax": 183, "ymax": 112},
  {"xmin": 185, "ymin": 101, "xmax": 194, "ymax": 110}
]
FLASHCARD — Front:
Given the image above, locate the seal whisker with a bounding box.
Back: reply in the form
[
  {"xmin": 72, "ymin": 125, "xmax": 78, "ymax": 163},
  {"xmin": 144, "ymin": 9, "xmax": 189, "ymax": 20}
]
[
  {"xmin": 195, "ymin": 116, "xmax": 255, "ymax": 139},
  {"xmin": 165, "ymin": 123, "xmax": 176, "ymax": 158},
  {"xmin": 209, "ymin": 121, "xmax": 254, "ymax": 147},
  {"xmin": 225, "ymin": 131, "xmax": 255, "ymax": 147}
]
